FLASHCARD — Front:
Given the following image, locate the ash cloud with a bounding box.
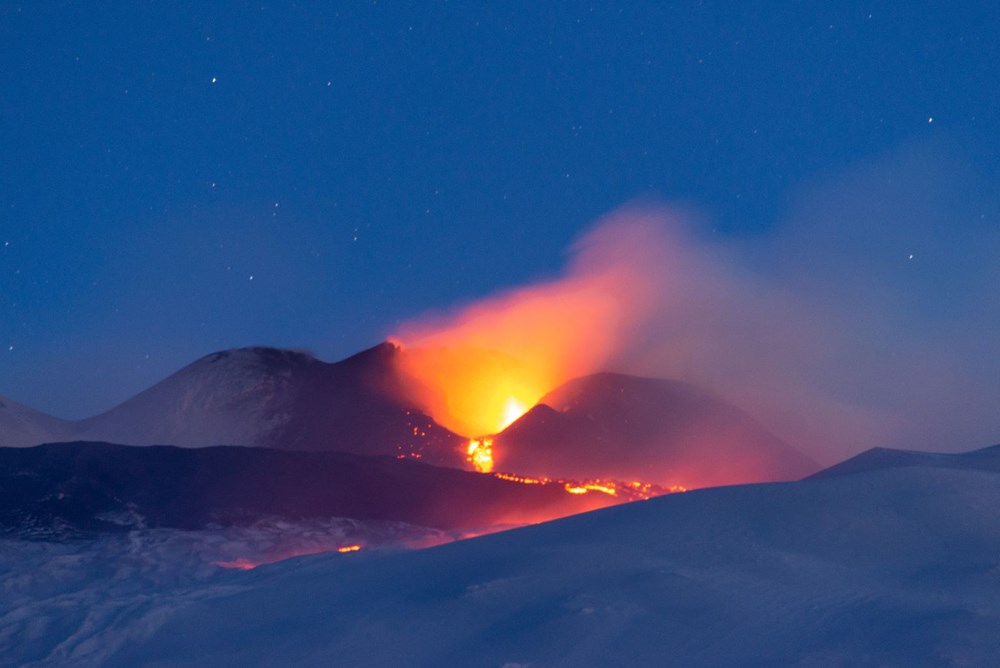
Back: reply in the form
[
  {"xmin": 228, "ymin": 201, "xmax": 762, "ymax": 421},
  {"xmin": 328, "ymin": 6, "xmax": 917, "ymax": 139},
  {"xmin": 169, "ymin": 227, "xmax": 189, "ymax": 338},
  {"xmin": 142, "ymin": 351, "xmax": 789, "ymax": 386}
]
[{"xmin": 398, "ymin": 143, "xmax": 1000, "ymax": 463}]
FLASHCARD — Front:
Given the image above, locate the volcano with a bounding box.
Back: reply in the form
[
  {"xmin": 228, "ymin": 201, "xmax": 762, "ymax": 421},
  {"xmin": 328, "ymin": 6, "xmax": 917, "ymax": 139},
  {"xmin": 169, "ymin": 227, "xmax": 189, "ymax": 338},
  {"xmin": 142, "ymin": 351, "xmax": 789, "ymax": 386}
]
[
  {"xmin": 492, "ymin": 372, "xmax": 818, "ymax": 487},
  {"xmin": 13, "ymin": 343, "xmax": 466, "ymax": 466},
  {"xmin": 0, "ymin": 343, "xmax": 818, "ymax": 488}
]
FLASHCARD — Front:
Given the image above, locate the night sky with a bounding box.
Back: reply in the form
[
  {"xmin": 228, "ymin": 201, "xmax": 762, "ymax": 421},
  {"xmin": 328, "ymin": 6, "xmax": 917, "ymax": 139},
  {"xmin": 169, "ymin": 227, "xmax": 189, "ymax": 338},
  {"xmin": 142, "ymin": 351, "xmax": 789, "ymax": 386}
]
[{"xmin": 2, "ymin": 2, "xmax": 999, "ymax": 422}]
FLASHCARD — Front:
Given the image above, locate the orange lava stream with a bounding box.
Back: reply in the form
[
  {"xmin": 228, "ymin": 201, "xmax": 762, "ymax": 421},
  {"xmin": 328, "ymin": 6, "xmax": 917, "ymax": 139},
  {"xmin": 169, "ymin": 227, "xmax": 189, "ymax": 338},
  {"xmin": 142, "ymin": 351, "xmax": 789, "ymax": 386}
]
[
  {"xmin": 491, "ymin": 468, "xmax": 685, "ymax": 502},
  {"xmin": 214, "ymin": 544, "xmax": 364, "ymax": 570},
  {"xmin": 466, "ymin": 437, "xmax": 495, "ymax": 473}
]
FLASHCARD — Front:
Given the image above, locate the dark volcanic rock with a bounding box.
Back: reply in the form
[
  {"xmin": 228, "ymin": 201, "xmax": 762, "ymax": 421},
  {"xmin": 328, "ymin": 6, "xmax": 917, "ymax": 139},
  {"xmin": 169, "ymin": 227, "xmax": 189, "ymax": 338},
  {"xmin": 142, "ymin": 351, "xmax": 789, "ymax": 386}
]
[
  {"xmin": 494, "ymin": 372, "xmax": 818, "ymax": 487},
  {"xmin": 0, "ymin": 442, "xmax": 616, "ymax": 538}
]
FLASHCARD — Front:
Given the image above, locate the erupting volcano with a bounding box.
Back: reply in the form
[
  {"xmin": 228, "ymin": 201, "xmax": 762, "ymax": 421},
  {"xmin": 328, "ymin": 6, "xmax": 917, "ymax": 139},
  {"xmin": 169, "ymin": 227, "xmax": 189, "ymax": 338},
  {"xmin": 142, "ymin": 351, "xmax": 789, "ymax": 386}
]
[
  {"xmin": 0, "ymin": 218, "xmax": 820, "ymax": 553},
  {"xmin": 390, "ymin": 218, "xmax": 670, "ymax": 439},
  {"xmin": 389, "ymin": 217, "xmax": 818, "ymax": 491}
]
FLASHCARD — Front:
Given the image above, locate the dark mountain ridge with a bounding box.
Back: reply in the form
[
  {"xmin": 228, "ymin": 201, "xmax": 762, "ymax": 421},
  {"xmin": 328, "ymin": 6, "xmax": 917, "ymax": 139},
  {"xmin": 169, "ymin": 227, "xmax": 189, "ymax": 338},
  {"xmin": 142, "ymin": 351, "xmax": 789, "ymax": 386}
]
[
  {"xmin": 0, "ymin": 343, "xmax": 465, "ymax": 464},
  {"xmin": 495, "ymin": 372, "xmax": 818, "ymax": 487},
  {"xmin": 0, "ymin": 441, "xmax": 617, "ymax": 538},
  {"xmin": 807, "ymin": 442, "xmax": 1000, "ymax": 480},
  {"xmin": 1, "ymin": 344, "xmax": 819, "ymax": 487}
]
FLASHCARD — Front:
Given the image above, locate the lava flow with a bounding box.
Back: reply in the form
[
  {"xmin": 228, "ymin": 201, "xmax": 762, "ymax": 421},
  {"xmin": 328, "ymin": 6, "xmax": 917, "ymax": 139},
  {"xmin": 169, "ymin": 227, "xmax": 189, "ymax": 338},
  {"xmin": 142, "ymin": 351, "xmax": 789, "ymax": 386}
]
[
  {"xmin": 493, "ymin": 469, "xmax": 685, "ymax": 502},
  {"xmin": 466, "ymin": 437, "xmax": 495, "ymax": 473}
]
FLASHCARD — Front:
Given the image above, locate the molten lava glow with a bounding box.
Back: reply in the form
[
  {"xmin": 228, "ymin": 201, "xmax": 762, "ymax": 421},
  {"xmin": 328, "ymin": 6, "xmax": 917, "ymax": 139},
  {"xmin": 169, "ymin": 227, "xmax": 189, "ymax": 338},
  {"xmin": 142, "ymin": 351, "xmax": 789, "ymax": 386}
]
[
  {"xmin": 502, "ymin": 397, "xmax": 527, "ymax": 431},
  {"xmin": 491, "ymin": 470, "xmax": 685, "ymax": 502},
  {"xmin": 493, "ymin": 471, "xmax": 550, "ymax": 485},
  {"xmin": 564, "ymin": 482, "xmax": 618, "ymax": 496},
  {"xmin": 466, "ymin": 437, "xmax": 494, "ymax": 473},
  {"xmin": 395, "ymin": 344, "xmax": 548, "ymax": 436},
  {"xmin": 391, "ymin": 217, "xmax": 666, "ymax": 437}
]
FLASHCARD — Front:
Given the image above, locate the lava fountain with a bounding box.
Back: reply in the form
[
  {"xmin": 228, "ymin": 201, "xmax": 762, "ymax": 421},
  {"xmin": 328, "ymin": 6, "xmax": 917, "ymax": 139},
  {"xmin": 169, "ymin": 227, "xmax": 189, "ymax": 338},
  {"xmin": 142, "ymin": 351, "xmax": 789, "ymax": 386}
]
[
  {"xmin": 391, "ymin": 215, "xmax": 669, "ymax": 442},
  {"xmin": 388, "ymin": 215, "xmax": 690, "ymax": 494}
]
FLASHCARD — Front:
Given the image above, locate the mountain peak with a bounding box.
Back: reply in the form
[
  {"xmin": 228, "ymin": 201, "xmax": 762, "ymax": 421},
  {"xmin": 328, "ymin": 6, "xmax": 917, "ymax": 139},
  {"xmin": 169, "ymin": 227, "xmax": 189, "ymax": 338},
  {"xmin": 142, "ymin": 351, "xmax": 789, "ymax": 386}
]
[
  {"xmin": 336, "ymin": 340, "xmax": 401, "ymax": 369},
  {"xmin": 194, "ymin": 346, "xmax": 320, "ymax": 371},
  {"xmin": 494, "ymin": 371, "xmax": 819, "ymax": 487}
]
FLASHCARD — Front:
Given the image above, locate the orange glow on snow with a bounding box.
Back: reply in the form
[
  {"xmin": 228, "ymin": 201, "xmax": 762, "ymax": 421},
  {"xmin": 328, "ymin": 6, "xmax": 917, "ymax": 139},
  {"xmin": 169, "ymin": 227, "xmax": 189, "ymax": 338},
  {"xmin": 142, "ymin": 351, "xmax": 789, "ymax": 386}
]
[
  {"xmin": 213, "ymin": 559, "xmax": 257, "ymax": 570},
  {"xmin": 214, "ymin": 544, "xmax": 365, "ymax": 570}
]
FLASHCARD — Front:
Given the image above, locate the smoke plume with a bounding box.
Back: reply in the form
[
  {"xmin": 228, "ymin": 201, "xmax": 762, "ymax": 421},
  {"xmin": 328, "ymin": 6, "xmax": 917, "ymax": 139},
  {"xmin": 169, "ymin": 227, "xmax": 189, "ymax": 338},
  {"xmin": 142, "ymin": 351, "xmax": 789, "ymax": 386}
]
[{"xmin": 394, "ymin": 143, "xmax": 1000, "ymax": 462}]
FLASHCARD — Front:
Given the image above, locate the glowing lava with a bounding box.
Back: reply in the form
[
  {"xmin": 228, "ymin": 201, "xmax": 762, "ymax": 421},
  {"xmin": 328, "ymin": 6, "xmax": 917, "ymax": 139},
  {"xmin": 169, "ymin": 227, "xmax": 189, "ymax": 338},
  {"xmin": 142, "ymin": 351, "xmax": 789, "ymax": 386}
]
[
  {"xmin": 501, "ymin": 397, "xmax": 527, "ymax": 431},
  {"xmin": 493, "ymin": 470, "xmax": 685, "ymax": 501},
  {"xmin": 390, "ymin": 216, "xmax": 672, "ymax": 439},
  {"xmin": 393, "ymin": 344, "xmax": 545, "ymax": 436},
  {"xmin": 564, "ymin": 482, "xmax": 618, "ymax": 496},
  {"xmin": 466, "ymin": 437, "xmax": 494, "ymax": 473}
]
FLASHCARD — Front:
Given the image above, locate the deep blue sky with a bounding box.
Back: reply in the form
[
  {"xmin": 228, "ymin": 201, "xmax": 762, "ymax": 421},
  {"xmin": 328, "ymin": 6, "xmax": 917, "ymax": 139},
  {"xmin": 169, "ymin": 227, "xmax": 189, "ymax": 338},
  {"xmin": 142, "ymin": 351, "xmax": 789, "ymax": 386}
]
[{"xmin": 2, "ymin": 2, "xmax": 999, "ymax": 418}]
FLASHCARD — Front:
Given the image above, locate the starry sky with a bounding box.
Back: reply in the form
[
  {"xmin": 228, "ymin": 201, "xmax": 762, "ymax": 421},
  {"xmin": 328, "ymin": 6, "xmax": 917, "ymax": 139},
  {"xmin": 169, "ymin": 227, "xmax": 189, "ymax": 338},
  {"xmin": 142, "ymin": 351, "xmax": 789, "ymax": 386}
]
[{"xmin": 2, "ymin": 2, "xmax": 999, "ymax": 420}]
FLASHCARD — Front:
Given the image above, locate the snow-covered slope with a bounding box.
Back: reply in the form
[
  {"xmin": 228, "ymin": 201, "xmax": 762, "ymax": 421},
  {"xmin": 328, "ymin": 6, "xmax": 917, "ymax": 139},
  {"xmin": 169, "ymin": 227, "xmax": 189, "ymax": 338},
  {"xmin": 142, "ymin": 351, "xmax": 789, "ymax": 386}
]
[
  {"xmin": 8, "ymin": 443, "xmax": 1000, "ymax": 667},
  {"xmin": 0, "ymin": 395, "xmax": 74, "ymax": 447},
  {"xmin": 78, "ymin": 347, "xmax": 309, "ymax": 448},
  {"xmin": 808, "ymin": 442, "xmax": 1000, "ymax": 479}
]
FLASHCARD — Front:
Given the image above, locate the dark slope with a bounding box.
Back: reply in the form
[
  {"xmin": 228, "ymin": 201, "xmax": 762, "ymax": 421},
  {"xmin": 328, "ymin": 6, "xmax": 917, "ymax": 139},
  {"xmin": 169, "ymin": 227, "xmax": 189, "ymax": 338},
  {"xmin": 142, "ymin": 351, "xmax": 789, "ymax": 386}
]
[
  {"xmin": 0, "ymin": 442, "xmax": 616, "ymax": 537},
  {"xmin": 494, "ymin": 372, "xmax": 819, "ymax": 487},
  {"xmin": 807, "ymin": 442, "xmax": 1000, "ymax": 480},
  {"xmin": 77, "ymin": 343, "xmax": 465, "ymax": 464}
]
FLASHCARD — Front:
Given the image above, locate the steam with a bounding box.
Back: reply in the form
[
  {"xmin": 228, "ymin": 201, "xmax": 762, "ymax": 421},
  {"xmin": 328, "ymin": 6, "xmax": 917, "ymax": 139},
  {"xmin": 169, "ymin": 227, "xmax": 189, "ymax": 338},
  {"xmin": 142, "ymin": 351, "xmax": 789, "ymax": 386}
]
[
  {"xmin": 395, "ymin": 143, "xmax": 1000, "ymax": 462},
  {"xmin": 391, "ymin": 220, "xmax": 665, "ymax": 436}
]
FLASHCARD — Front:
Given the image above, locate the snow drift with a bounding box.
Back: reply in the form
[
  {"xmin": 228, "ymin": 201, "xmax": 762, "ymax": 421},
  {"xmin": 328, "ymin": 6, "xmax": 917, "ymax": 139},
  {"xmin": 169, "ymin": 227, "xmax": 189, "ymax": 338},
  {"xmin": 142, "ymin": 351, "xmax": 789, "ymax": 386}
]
[{"xmin": 5, "ymin": 442, "xmax": 1000, "ymax": 666}]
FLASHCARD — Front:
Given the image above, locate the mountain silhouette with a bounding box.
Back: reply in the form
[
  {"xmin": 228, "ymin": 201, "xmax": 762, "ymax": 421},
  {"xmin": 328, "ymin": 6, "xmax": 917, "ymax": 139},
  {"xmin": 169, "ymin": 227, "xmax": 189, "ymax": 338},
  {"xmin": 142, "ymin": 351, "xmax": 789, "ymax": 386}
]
[
  {"xmin": 1, "ymin": 345, "xmax": 818, "ymax": 487},
  {"xmin": 494, "ymin": 372, "xmax": 818, "ymax": 487}
]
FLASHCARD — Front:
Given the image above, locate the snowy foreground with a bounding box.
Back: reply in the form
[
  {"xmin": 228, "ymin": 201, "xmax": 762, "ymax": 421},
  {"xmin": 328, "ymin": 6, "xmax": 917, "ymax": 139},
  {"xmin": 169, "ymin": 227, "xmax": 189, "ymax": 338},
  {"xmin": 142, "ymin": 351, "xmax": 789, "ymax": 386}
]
[{"xmin": 6, "ymin": 446, "xmax": 1000, "ymax": 667}]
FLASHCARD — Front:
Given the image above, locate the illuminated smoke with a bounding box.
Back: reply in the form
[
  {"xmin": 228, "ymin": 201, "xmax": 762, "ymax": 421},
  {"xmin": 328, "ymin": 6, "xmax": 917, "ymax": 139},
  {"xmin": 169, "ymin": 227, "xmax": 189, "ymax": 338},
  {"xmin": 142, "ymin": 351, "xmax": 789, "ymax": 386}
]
[
  {"xmin": 392, "ymin": 143, "xmax": 1000, "ymax": 463},
  {"xmin": 391, "ymin": 215, "xmax": 668, "ymax": 437}
]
